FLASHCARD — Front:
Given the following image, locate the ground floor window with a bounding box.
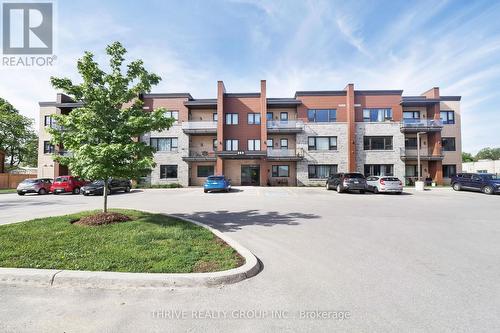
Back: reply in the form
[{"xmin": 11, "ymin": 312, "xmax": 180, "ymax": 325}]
[
  {"xmin": 308, "ymin": 164, "xmax": 337, "ymax": 179},
  {"xmin": 160, "ymin": 165, "xmax": 178, "ymax": 179},
  {"xmin": 405, "ymin": 165, "xmax": 418, "ymax": 177},
  {"xmin": 271, "ymin": 165, "xmax": 289, "ymax": 177},
  {"xmin": 442, "ymin": 164, "xmax": 457, "ymax": 178},
  {"xmin": 364, "ymin": 164, "xmax": 394, "ymax": 176},
  {"xmin": 197, "ymin": 165, "xmax": 214, "ymax": 177}
]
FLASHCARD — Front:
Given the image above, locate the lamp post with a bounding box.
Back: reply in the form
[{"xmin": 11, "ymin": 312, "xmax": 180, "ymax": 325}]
[{"xmin": 415, "ymin": 131, "xmax": 426, "ymax": 191}]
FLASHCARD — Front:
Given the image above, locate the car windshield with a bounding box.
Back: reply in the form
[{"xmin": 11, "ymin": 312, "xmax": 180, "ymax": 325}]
[
  {"xmin": 382, "ymin": 177, "xmax": 399, "ymax": 181},
  {"xmin": 482, "ymin": 174, "xmax": 500, "ymax": 180},
  {"xmin": 207, "ymin": 176, "xmax": 224, "ymax": 181},
  {"xmin": 54, "ymin": 177, "xmax": 68, "ymax": 182},
  {"xmin": 22, "ymin": 179, "xmax": 38, "ymax": 184},
  {"xmin": 345, "ymin": 173, "xmax": 365, "ymax": 179}
]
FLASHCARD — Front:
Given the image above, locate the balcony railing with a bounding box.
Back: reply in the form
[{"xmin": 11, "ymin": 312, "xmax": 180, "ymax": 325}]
[
  {"xmin": 400, "ymin": 119, "xmax": 443, "ymax": 132},
  {"xmin": 267, "ymin": 148, "xmax": 304, "ymax": 160},
  {"xmin": 400, "ymin": 148, "xmax": 444, "ymax": 161},
  {"xmin": 182, "ymin": 150, "xmax": 217, "ymax": 161},
  {"xmin": 181, "ymin": 121, "xmax": 217, "ymax": 134},
  {"xmin": 267, "ymin": 120, "xmax": 304, "ymax": 133}
]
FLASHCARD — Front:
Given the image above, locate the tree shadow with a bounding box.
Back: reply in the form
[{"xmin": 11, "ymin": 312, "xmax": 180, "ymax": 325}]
[{"xmin": 172, "ymin": 209, "xmax": 320, "ymax": 232}]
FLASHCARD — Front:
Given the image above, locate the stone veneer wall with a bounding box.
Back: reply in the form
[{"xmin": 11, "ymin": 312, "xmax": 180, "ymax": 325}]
[
  {"xmin": 141, "ymin": 124, "xmax": 189, "ymax": 186},
  {"xmin": 355, "ymin": 122, "xmax": 405, "ymax": 180},
  {"xmin": 296, "ymin": 123, "xmax": 349, "ymax": 186}
]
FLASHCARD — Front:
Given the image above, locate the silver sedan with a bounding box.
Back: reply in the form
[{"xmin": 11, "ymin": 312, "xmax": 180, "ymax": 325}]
[{"xmin": 366, "ymin": 176, "xmax": 403, "ymax": 194}]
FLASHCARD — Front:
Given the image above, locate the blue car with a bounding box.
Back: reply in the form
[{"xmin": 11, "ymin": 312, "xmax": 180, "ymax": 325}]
[
  {"xmin": 204, "ymin": 175, "xmax": 231, "ymax": 193},
  {"xmin": 451, "ymin": 173, "xmax": 500, "ymax": 194}
]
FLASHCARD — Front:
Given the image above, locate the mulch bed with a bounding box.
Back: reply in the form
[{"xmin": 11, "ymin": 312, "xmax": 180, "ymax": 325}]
[{"xmin": 72, "ymin": 212, "xmax": 132, "ymax": 226}]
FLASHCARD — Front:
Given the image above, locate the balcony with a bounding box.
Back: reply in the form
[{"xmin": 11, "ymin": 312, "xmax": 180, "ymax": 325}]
[
  {"xmin": 400, "ymin": 119, "xmax": 443, "ymax": 133},
  {"xmin": 217, "ymin": 150, "xmax": 267, "ymax": 159},
  {"xmin": 266, "ymin": 148, "xmax": 304, "ymax": 161},
  {"xmin": 182, "ymin": 150, "xmax": 216, "ymax": 162},
  {"xmin": 400, "ymin": 148, "xmax": 444, "ymax": 161},
  {"xmin": 181, "ymin": 121, "xmax": 217, "ymax": 135},
  {"xmin": 267, "ymin": 120, "xmax": 304, "ymax": 133}
]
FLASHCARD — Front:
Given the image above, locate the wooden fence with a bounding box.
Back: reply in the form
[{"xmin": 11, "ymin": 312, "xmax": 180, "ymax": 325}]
[{"xmin": 0, "ymin": 173, "xmax": 37, "ymax": 189}]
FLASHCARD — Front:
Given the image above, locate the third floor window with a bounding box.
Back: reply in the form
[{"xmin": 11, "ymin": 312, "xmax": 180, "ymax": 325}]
[
  {"xmin": 247, "ymin": 113, "xmax": 261, "ymax": 125},
  {"xmin": 307, "ymin": 109, "xmax": 336, "ymax": 122},
  {"xmin": 150, "ymin": 137, "xmax": 178, "ymax": 152},
  {"xmin": 441, "ymin": 137, "xmax": 456, "ymax": 151},
  {"xmin": 247, "ymin": 139, "xmax": 261, "ymax": 151},
  {"xmin": 440, "ymin": 110, "xmax": 455, "ymax": 124},
  {"xmin": 363, "ymin": 108, "xmax": 392, "ymax": 122},
  {"xmin": 165, "ymin": 111, "xmax": 179, "ymax": 122},
  {"xmin": 308, "ymin": 136, "xmax": 337, "ymax": 150}
]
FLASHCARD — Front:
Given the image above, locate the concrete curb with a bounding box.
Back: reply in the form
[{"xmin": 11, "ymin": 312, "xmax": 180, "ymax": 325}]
[{"xmin": 0, "ymin": 212, "xmax": 260, "ymax": 289}]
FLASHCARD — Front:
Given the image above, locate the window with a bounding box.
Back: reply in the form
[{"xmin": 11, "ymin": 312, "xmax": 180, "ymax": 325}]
[
  {"xmin": 308, "ymin": 165, "xmax": 338, "ymax": 179},
  {"xmin": 308, "ymin": 136, "xmax": 337, "ymax": 150},
  {"xmin": 247, "ymin": 113, "xmax": 261, "ymax": 125},
  {"xmin": 272, "ymin": 165, "xmax": 289, "ymax": 177},
  {"xmin": 266, "ymin": 139, "xmax": 273, "ymax": 149},
  {"xmin": 150, "ymin": 137, "xmax": 178, "ymax": 151},
  {"xmin": 225, "ymin": 113, "xmax": 238, "ymax": 125},
  {"xmin": 225, "ymin": 139, "xmax": 238, "ymax": 151},
  {"xmin": 440, "ymin": 111, "xmax": 455, "ymax": 124},
  {"xmin": 441, "ymin": 137, "xmax": 456, "ymax": 151},
  {"xmin": 213, "ymin": 139, "xmax": 218, "ymax": 150},
  {"xmin": 266, "ymin": 112, "xmax": 273, "ymax": 121},
  {"xmin": 160, "ymin": 165, "xmax": 178, "ymax": 179},
  {"xmin": 213, "ymin": 113, "xmax": 218, "ymax": 122},
  {"xmin": 247, "ymin": 139, "xmax": 261, "ymax": 151},
  {"xmin": 165, "ymin": 111, "xmax": 179, "ymax": 122},
  {"xmin": 477, "ymin": 169, "xmax": 488, "ymax": 174},
  {"xmin": 44, "ymin": 115, "xmax": 55, "ymax": 127},
  {"xmin": 43, "ymin": 141, "xmax": 54, "ymax": 154},
  {"xmin": 363, "ymin": 136, "xmax": 393, "ymax": 150},
  {"xmin": 405, "ymin": 165, "xmax": 418, "ymax": 177},
  {"xmin": 405, "ymin": 137, "xmax": 420, "ymax": 149},
  {"xmin": 403, "ymin": 111, "xmax": 420, "ymax": 119},
  {"xmin": 280, "ymin": 112, "xmax": 288, "ymax": 121},
  {"xmin": 307, "ymin": 109, "xmax": 336, "ymax": 122},
  {"xmin": 280, "ymin": 139, "xmax": 288, "ymax": 149},
  {"xmin": 443, "ymin": 165, "xmax": 457, "ymax": 178},
  {"xmin": 197, "ymin": 165, "xmax": 214, "ymax": 178},
  {"xmin": 364, "ymin": 164, "xmax": 394, "ymax": 176},
  {"xmin": 363, "ymin": 108, "xmax": 392, "ymax": 122}
]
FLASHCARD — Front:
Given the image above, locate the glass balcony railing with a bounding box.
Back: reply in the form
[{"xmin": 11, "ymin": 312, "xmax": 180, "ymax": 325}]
[
  {"xmin": 400, "ymin": 147, "xmax": 443, "ymax": 160},
  {"xmin": 266, "ymin": 120, "xmax": 304, "ymax": 131},
  {"xmin": 181, "ymin": 121, "xmax": 217, "ymax": 132},
  {"xmin": 267, "ymin": 148, "xmax": 304, "ymax": 159},
  {"xmin": 400, "ymin": 119, "xmax": 443, "ymax": 128}
]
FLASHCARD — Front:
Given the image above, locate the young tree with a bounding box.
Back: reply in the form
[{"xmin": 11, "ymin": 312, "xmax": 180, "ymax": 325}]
[{"xmin": 49, "ymin": 42, "xmax": 173, "ymax": 213}]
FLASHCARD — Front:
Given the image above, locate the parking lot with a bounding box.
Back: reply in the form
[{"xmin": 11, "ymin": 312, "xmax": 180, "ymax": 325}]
[{"xmin": 0, "ymin": 187, "xmax": 499, "ymax": 332}]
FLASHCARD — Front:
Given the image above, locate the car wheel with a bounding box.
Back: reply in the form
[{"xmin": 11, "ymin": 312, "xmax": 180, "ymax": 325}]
[
  {"xmin": 326, "ymin": 182, "xmax": 332, "ymax": 190},
  {"xmin": 360, "ymin": 190, "xmax": 365, "ymax": 194},
  {"xmin": 336, "ymin": 184, "xmax": 343, "ymax": 193},
  {"xmin": 396, "ymin": 191, "xmax": 402, "ymax": 195},
  {"xmin": 53, "ymin": 192, "xmax": 59, "ymax": 195},
  {"xmin": 125, "ymin": 186, "xmax": 131, "ymax": 193},
  {"xmin": 72, "ymin": 187, "xmax": 80, "ymax": 195},
  {"xmin": 17, "ymin": 192, "xmax": 25, "ymax": 196},
  {"xmin": 204, "ymin": 189, "xmax": 208, "ymax": 193},
  {"xmin": 452, "ymin": 183, "xmax": 461, "ymax": 191},
  {"xmin": 482, "ymin": 186, "xmax": 493, "ymax": 195},
  {"xmin": 373, "ymin": 187, "xmax": 379, "ymax": 194},
  {"xmin": 38, "ymin": 188, "xmax": 46, "ymax": 195}
]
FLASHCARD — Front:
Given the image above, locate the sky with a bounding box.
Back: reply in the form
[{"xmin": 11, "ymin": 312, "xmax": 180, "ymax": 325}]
[{"xmin": 1, "ymin": 0, "xmax": 499, "ymax": 153}]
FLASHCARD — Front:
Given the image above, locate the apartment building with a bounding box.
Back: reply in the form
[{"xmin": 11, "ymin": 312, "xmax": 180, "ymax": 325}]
[{"xmin": 38, "ymin": 80, "xmax": 462, "ymax": 186}]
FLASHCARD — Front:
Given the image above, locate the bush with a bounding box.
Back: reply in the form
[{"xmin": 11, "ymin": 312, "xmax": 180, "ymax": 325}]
[{"xmin": 134, "ymin": 183, "xmax": 183, "ymax": 189}]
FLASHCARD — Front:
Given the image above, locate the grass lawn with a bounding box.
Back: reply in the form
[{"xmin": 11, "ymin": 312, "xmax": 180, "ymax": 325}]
[
  {"xmin": 0, "ymin": 209, "xmax": 243, "ymax": 273},
  {"xmin": 0, "ymin": 189, "xmax": 16, "ymax": 194}
]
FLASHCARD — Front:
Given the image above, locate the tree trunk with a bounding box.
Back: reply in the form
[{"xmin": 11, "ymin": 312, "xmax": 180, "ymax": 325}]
[{"xmin": 103, "ymin": 180, "xmax": 108, "ymax": 213}]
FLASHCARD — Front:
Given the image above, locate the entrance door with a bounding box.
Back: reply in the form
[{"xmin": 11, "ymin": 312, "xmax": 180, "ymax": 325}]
[{"xmin": 241, "ymin": 165, "xmax": 260, "ymax": 186}]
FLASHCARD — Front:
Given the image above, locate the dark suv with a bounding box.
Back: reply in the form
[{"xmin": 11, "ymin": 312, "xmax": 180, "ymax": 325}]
[
  {"xmin": 451, "ymin": 173, "xmax": 500, "ymax": 195},
  {"xmin": 326, "ymin": 173, "xmax": 367, "ymax": 193},
  {"xmin": 81, "ymin": 178, "xmax": 132, "ymax": 196}
]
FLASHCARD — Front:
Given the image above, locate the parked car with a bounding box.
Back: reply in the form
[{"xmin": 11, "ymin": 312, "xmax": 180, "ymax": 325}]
[
  {"xmin": 451, "ymin": 173, "xmax": 500, "ymax": 195},
  {"xmin": 326, "ymin": 173, "xmax": 367, "ymax": 193},
  {"xmin": 81, "ymin": 178, "xmax": 132, "ymax": 196},
  {"xmin": 204, "ymin": 175, "xmax": 231, "ymax": 193},
  {"xmin": 50, "ymin": 176, "xmax": 87, "ymax": 194},
  {"xmin": 366, "ymin": 176, "xmax": 403, "ymax": 194},
  {"xmin": 16, "ymin": 178, "xmax": 52, "ymax": 195}
]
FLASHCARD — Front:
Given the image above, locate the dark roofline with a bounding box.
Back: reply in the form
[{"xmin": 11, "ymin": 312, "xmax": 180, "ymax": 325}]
[
  {"xmin": 224, "ymin": 93, "xmax": 260, "ymax": 98},
  {"xmin": 39, "ymin": 101, "xmax": 84, "ymax": 107},
  {"xmin": 184, "ymin": 99, "xmax": 218, "ymax": 109},
  {"xmin": 355, "ymin": 90, "xmax": 403, "ymax": 95},
  {"xmin": 440, "ymin": 96, "xmax": 461, "ymax": 101},
  {"xmin": 142, "ymin": 93, "xmax": 193, "ymax": 99},
  {"xmin": 295, "ymin": 91, "xmax": 346, "ymax": 97}
]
